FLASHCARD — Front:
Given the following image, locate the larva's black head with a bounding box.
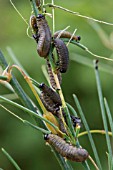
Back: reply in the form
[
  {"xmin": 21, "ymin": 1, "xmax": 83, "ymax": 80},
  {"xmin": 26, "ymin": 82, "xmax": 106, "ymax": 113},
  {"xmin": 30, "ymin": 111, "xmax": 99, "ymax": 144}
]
[
  {"xmin": 39, "ymin": 83, "xmax": 45, "ymax": 88},
  {"xmin": 44, "ymin": 134, "xmax": 49, "ymax": 140},
  {"xmin": 37, "ymin": 14, "xmax": 45, "ymax": 20},
  {"xmin": 60, "ymin": 69, "xmax": 66, "ymax": 73},
  {"xmin": 71, "ymin": 116, "xmax": 81, "ymax": 127},
  {"xmin": 77, "ymin": 36, "xmax": 81, "ymax": 41}
]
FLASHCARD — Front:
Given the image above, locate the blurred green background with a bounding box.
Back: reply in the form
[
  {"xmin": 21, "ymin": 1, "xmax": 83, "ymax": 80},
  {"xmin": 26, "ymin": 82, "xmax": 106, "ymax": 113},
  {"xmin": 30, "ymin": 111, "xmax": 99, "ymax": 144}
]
[{"xmin": 0, "ymin": 0, "xmax": 113, "ymax": 169}]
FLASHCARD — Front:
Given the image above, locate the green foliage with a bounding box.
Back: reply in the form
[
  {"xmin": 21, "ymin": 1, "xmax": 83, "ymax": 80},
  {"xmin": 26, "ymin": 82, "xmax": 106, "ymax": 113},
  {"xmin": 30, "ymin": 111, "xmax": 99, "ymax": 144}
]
[{"xmin": 0, "ymin": 1, "xmax": 113, "ymax": 170}]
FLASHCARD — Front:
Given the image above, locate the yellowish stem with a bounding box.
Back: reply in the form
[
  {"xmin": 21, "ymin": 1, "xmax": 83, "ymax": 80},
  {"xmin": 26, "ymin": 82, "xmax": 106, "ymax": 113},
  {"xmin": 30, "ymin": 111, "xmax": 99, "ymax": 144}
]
[
  {"xmin": 53, "ymin": 73, "xmax": 66, "ymax": 107},
  {"xmin": 25, "ymin": 76, "xmax": 47, "ymax": 113},
  {"xmin": 88, "ymin": 155, "xmax": 99, "ymax": 170},
  {"xmin": 78, "ymin": 130, "xmax": 112, "ymax": 138},
  {"xmin": 7, "ymin": 65, "xmax": 66, "ymax": 136},
  {"xmin": 8, "ymin": 65, "xmax": 47, "ymax": 113}
]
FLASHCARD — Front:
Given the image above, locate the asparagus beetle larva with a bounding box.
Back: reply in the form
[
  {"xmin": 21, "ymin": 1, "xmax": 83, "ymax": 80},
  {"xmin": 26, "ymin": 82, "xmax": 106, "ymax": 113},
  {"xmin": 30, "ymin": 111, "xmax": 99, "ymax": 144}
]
[
  {"xmin": 44, "ymin": 134, "xmax": 89, "ymax": 162},
  {"xmin": 53, "ymin": 30, "xmax": 81, "ymax": 41},
  {"xmin": 53, "ymin": 38, "xmax": 69, "ymax": 73},
  {"xmin": 36, "ymin": 14, "xmax": 52, "ymax": 58}
]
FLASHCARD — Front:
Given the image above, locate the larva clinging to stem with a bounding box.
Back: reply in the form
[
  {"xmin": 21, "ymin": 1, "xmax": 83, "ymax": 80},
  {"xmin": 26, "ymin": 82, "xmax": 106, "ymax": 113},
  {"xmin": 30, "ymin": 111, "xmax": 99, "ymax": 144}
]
[
  {"xmin": 53, "ymin": 38, "xmax": 69, "ymax": 73},
  {"xmin": 39, "ymin": 83, "xmax": 62, "ymax": 114},
  {"xmin": 53, "ymin": 30, "xmax": 81, "ymax": 41},
  {"xmin": 44, "ymin": 134, "xmax": 89, "ymax": 162},
  {"xmin": 30, "ymin": 15, "xmax": 38, "ymax": 33},
  {"xmin": 46, "ymin": 60, "xmax": 62, "ymax": 90},
  {"xmin": 36, "ymin": 14, "xmax": 52, "ymax": 58}
]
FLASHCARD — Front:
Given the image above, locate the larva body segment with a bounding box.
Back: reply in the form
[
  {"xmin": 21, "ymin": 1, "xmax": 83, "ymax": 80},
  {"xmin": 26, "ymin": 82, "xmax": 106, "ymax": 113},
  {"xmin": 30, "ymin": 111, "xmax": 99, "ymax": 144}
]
[
  {"xmin": 57, "ymin": 111, "xmax": 67, "ymax": 134},
  {"xmin": 45, "ymin": 134, "xmax": 89, "ymax": 162},
  {"xmin": 53, "ymin": 38, "xmax": 69, "ymax": 73},
  {"xmin": 30, "ymin": 15, "xmax": 38, "ymax": 33},
  {"xmin": 40, "ymin": 92, "xmax": 59, "ymax": 113},
  {"xmin": 30, "ymin": 15, "xmax": 39, "ymax": 43},
  {"xmin": 36, "ymin": 14, "xmax": 51, "ymax": 58},
  {"xmin": 71, "ymin": 116, "xmax": 81, "ymax": 127},
  {"xmin": 40, "ymin": 83, "xmax": 62, "ymax": 105},
  {"xmin": 62, "ymin": 109, "xmax": 81, "ymax": 128},
  {"xmin": 40, "ymin": 83, "xmax": 62, "ymax": 113},
  {"xmin": 46, "ymin": 60, "xmax": 62, "ymax": 90},
  {"xmin": 53, "ymin": 30, "xmax": 81, "ymax": 41}
]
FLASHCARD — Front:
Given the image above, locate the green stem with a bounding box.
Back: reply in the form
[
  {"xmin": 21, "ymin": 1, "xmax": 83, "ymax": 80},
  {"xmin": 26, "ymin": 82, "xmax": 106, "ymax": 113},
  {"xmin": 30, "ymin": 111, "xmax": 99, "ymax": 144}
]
[
  {"xmin": 82, "ymin": 162, "xmax": 90, "ymax": 170},
  {"xmin": 66, "ymin": 102, "xmax": 78, "ymax": 117},
  {"xmin": 63, "ymin": 107, "xmax": 76, "ymax": 139},
  {"xmin": 104, "ymin": 98, "xmax": 113, "ymax": 140},
  {"xmin": 0, "ymin": 50, "xmax": 45, "ymax": 128},
  {"xmin": 30, "ymin": 78, "xmax": 40, "ymax": 88},
  {"xmin": 6, "ymin": 47, "xmax": 29, "ymax": 76},
  {"xmin": 50, "ymin": 146, "xmax": 73, "ymax": 170},
  {"xmin": 52, "ymin": 0, "xmax": 55, "ymax": 34},
  {"xmin": 0, "ymin": 104, "xmax": 50, "ymax": 134},
  {"xmin": 62, "ymin": 38, "xmax": 113, "ymax": 62},
  {"xmin": 62, "ymin": 38, "xmax": 87, "ymax": 50},
  {"xmin": 0, "ymin": 96, "xmax": 60, "ymax": 132},
  {"xmin": 0, "ymin": 76, "xmax": 8, "ymax": 81},
  {"xmin": 1, "ymin": 148, "xmax": 21, "ymax": 170},
  {"xmin": 0, "ymin": 51, "xmax": 37, "ymax": 111},
  {"xmin": 43, "ymin": 3, "xmax": 79, "ymax": 15},
  {"xmin": 24, "ymin": 120, "xmax": 50, "ymax": 134},
  {"xmin": 30, "ymin": 0, "xmax": 39, "ymax": 16},
  {"xmin": 43, "ymin": 3, "xmax": 113, "ymax": 26},
  {"xmin": 73, "ymin": 94, "xmax": 102, "ymax": 170},
  {"xmin": 70, "ymin": 53, "xmax": 113, "ymax": 75},
  {"xmin": 42, "ymin": 0, "xmax": 46, "ymax": 13},
  {"xmin": 48, "ymin": 39, "xmax": 76, "ymax": 141},
  {"xmin": 94, "ymin": 60, "xmax": 113, "ymax": 169},
  {"xmin": 48, "ymin": 47, "xmax": 75, "ymax": 139},
  {"xmin": 49, "ymin": 52, "xmax": 75, "ymax": 139}
]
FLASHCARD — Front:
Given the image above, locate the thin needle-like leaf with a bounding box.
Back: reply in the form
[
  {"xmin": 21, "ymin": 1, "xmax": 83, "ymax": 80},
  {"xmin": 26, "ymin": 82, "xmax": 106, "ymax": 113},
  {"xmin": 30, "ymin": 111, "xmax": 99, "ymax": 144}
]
[
  {"xmin": 1, "ymin": 148, "xmax": 21, "ymax": 170},
  {"xmin": 104, "ymin": 98, "xmax": 113, "ymax": 140},
  {"xmin": 104, "ymin": 98, "xmax": 113, "ymax": 170},
  {"xmin": 0, "ymin": 50, "xmax": 44, "ymax": 127},
  {"xmin": 50, "ymin": 145, "xmax": 73, "ymax": 170},
  {"xmin": 73, "ymin": 94, "xmax": 102, "ymax": 170},
  {"xmin": 71, "ymin": 53, "xmax": 113, "ymax": 75},
  {"xmin": 94, "ymin": 60, "xmax": 113, "ymax": 170},
  {"xmin": 66, "ymin": 102, "xmax": 78, "ymax": 117},
  {"xmin": 6, "ymin": 47, "xmax": 29, "ymax": 76},
  {"xmin": 0, "ymin": 96, "xmax": 59, "ymax": 132},
  {"xmin": 0, "ymin": 104, "xmax": 50, "ymax": 134}
]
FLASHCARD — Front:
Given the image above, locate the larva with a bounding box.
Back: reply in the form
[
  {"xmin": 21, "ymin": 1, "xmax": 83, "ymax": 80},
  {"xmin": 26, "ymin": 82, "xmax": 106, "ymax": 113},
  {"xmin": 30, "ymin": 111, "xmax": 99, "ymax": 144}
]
[
  {"xmin": 30, "ymin": 15, "xmax": 39, "ymax": 43},
  {"xmin": 53, "ymin": 38, "xmax": 69, "ymax": 73},
  {"xmin": 62, "ymin": 109, "xmax": 81, "ymax": 128},
  {"xmin": 40, "ymin": 83, "xmax": 62, "ymax": 113},
  {"xmin": 54, "ymin": 30, "xmax": 81, "ymax": 41},
  {"xmin": 30, "ymin": 15, "xmax": 38, "ymax": 33},
  {"xmin": 71, "ymin": 116, "xmax": 81, "ymax": 127},
  {"xmin": 46, "ymin": 60, "xmax": 62, "ymax": 90},
  {"xmin": 40, "ymin": 92, "xmax": 59, "ymax": 114},
  {"xmin": 36, "ymin": 14, "xmax": 51, "ymax": 58},
  {"xmin": 44, "ymin": 134, "xmax": 89, "ymax": 162},
  {"xmin": 57, "ymin": 111, "xmax": 67, "ymax": 134}
]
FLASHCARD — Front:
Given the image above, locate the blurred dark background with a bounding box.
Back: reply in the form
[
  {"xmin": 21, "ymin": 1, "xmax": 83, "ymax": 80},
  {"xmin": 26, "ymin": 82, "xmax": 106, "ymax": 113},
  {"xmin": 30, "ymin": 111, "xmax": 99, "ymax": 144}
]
[{"xmin": 0, "ymin": 0, "xmax": 113, "ymax": 169}]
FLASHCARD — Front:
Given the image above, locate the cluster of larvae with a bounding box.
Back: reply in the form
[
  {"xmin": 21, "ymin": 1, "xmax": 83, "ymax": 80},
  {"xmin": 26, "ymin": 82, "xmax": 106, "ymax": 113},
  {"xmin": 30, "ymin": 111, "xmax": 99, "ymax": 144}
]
[{"xmin": 30, "ymin": 12, "xmax": 88, "ymax": 162}]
